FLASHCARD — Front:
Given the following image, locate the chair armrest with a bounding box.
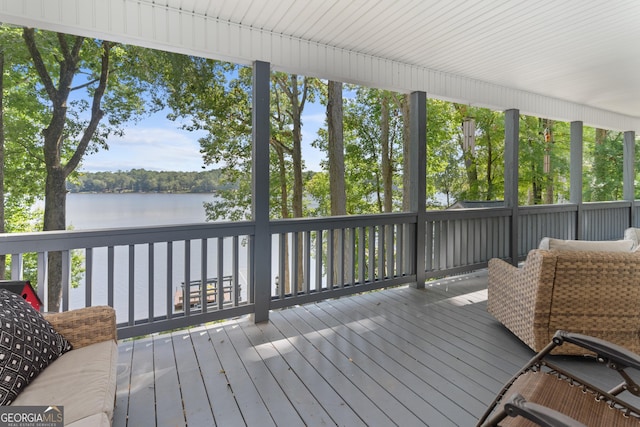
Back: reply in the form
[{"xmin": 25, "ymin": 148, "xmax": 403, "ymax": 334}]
[
  {"xmin": 484, "ymin": 393, "xmax": 586, "ymax": 427},
  {"xmin": 487, "ymin": 250, "xmax": 558, "ymax": 351},
  {"xmin": 44, "ymin": 306, "xmax": 117, "ymax": 349}
]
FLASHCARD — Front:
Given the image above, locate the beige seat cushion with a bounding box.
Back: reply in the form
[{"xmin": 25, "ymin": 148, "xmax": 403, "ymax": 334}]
[
  {"xmin": 539, "ymin": 237, "xmax": 634, "ymax": 252},
  {"xmin": 11, "ymin": 340, "xmax": 117, "ymax": 425}
]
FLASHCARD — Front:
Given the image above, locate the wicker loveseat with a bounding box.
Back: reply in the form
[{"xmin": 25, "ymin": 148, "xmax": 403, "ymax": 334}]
[
  {"xmin": 9, "ymin": 306, "xmax": 118, "ymax": 426},
  {"xmin": 488, "ymin": 249, "xmax": 640, "ymax": 355}
]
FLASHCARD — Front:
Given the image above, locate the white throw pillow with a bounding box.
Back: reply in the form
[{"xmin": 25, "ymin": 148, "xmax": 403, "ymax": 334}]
[
  {"xmin": 538, "ymin": 237, "xmax": 634, "ymax": 252},
  {"xmin": 624, "ymin": 227, "xmax": 640, "ymax": 250}
]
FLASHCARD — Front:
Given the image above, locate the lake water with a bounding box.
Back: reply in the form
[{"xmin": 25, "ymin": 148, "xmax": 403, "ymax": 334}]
[
  {"xmin": 60, "ymin": 193, "xmax": 252, "ymax": 321},
  {"xmin": 65, "ymin": 193, "xmax": 214, "ymax": 229}
]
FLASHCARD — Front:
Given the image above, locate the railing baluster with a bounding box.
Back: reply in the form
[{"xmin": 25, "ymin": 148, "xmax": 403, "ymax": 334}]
[
  {"xmin": 396, "ymin": 225, "xmax": 403, "ymax": 277},
  {"xmin": 184, "ymin": 240, "xmax": 191, "ymax": 317},
  {"xmin": 37, "ymin": 252, "xmax": 46, "ymax": 310},
  {"xmin": 148, "ymin": 243, "xmax": 154, "ymax": 323},
  {"xmin": 327, "ymin": 228, "xmax": 334, "ymax": 289},
  {"xmin": 292, "ymin": 231, "xmax": 300, "ymax": 295},
  {"xmin": 304, "ymin": 231, "xmax": 311, "ymax": 294},
  {"xmin": 166, "ymin": 241, "xmax": 173, "ymax": 319},
  {"xmin": 338, "ymin": 228, "xmax": 344, "ymax": 288},
  {"xmin": 358, "ymin": 227, "xmax": 365, "ymax": 284},
  {"xmin": 279, "ymin": 233, "xmax": 285, "ymax": 299},
  {"xmin": 315, "ymin": 230, "xmax": 323, "ymax": 292},
  {"xmin": 86, "ymin": 248, "xmax": 93, "ymax": 308},
  {"xmin": 62, "ymin": 250, "xmax": 70, "ymax": 312},
  {"xmin": 378, "ymin": 225, "xmax": 384, "ymax": 279},
  {"xmin": 107, "ymin": 246, "xmax": 114, "ymax": 308},
  {"xmin": 217, "ymin": 237, "xmax": 223, "ymax": 310},
  {"xmin": 425, "ymin": 221, "xmax": 433, "ymax": 272},
  {"xmin": 201, "ymin": 238, "xmax": 208, "ymax": 313},
  {"xmin": 368, "ymin": 226, "xmax": 375, "ymax": 282},
  {"xmin": 128, "ymin": 245, "xmax": 135, "ymax": 326},
  {"xmin": 10, "ymin": 253, "xmax": 22, "ymax": 280},
  {"xmin": 233, "ymin": 235, "xmax": 239, "ymax": 306},
  {"xmin": 248, "ymin": 235, "xmax": 254, "ymax": 305},
  {"xmin": 386, "ymin": 224, "xmax": 393, "ymax": 278}
]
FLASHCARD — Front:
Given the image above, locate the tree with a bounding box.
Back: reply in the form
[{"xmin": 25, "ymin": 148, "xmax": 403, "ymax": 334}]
[
  {"xmin": 518, "ymin": 116, "xmax": 570, "ymax": 205},
  {"xmin": 18, "ymin": 28, "xmax": 152, "ymax": 310},
  {"xmin": 0, "ymin": 26, "xmax": 50, "ymax": 278},
  {"xmin": 427, "ymin": 100, "xmax": 461, "ymax": 207},
  {"xmin": 327, "ymin": 81, "xmax": 350, "ymax": 284},
  {"xmin": 586, "ymin": 128, "xmax": 624, "ymax": 201}
]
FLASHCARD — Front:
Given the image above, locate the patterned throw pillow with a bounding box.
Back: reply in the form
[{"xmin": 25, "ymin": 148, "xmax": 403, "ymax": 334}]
[{"xmin": 0, "ymin": 289, "xmax": 72, "ymax": 405}]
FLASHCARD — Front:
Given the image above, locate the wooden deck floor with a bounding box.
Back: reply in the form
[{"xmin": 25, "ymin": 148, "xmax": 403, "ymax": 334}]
[{"xmin": 113, "ymin": 271, "xmax": 623, "ymax": 426}]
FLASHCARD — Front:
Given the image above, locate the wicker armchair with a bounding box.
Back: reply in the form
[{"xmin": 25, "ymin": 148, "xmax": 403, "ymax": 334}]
[
  {"xmin": 44, "ymin": 305, "xmax": 117, "ymax": 349},
  {"xmin": 488, "ymin": 249, "xmax": 640, "ymax": 355}
]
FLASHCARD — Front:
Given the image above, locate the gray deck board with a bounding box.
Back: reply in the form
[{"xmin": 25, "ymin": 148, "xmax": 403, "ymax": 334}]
[
  {"xmin": 206, "ymin": 323, "xmax": 276, "ymax": 427},
  {"xmin": 126, "ymin": 338, "xmax": 156, "ymax": 426},
  {"xmin": 153, "ymin": 334, "xmax": 186, "ymax": 427},
  {"xmin": 189, "ymin": 325, "xmax": 244, "ymax": 426},
  {"xmin": 113, "ymin": 270, "xmax": 623, "ymax": 426},
  {"xmin": 114, "ymin": 341, "xmax": 133, "ymax": 425},
  {"xmin": 172, "ymin": 329, "xmax": 216, "ymax": 426}
]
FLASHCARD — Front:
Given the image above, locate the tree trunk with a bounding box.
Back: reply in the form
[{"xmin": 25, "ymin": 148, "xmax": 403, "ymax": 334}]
[
  {"xmin": 274, "ymin": 144, "xmax": 291, "ymax": 294},
  {"xmin": 44, "ymin": 167, "xmax": 67, "ymax": 309},
  {"xmin": 543, "ymin": 119, "xmax": 554, "ymax": 204},
  {"xmin": 327, "ymin": 81, "xmax": 349, "ymax": 284},
  {"xmin": 0, "ymin": 52, "xmax": 5, "ymax": 279},
  {"xmin": 401, "ymin": 94, "xmax": 411, "ymax": 212},
  {"xmin": 486, "ymin": 133, "xmax": 494, "ymax": 201},
  {"xmin": 328, "ymin": 81, "xmax": 346, "ymax": 217},
  {"xmin": 288, "ymin": 75, "xmax": 305, "ymax": 291},
  {"xmin": 380, "ymin": 93, "xmax": 393, "ymax": 213}
]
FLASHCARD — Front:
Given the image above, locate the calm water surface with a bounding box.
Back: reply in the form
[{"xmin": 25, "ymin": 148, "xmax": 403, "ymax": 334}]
[
  {"xmin": 66, "ymin": 193, "xmax": 214, "ymax": 229},
  {"xmin": 62, "ymin": 193, "xmax": 252, "ymax": 322}
]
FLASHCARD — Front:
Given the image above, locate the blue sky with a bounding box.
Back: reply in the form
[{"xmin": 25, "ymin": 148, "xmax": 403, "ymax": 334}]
[{"xmin": 80, "ymin": 103, "xmax": 327, "ymax": 173}]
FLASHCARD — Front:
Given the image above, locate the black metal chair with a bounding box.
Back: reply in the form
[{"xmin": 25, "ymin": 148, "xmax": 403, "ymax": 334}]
[{"xmin": 477, "ymin": 330, "xmax": 640, "ymax": 426}]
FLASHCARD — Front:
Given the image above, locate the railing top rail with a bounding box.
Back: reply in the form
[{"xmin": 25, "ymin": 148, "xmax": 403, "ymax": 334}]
[
  {"xmin": 425, "ymin": 207, "xmax": 512, "ymax": 220},
  {"xmin": 0, "ymin": 221, "xmax": 256, "ymax": 254},
  {"xmin": 270, "ymin": 212, "xmax": 417, "ymax": 233},
  {"xmin": 581, "ymin": 200, "xmax": 633, "ymax": 210},
  {"xmin": 518, "ymin": 203, "xmax": 578, "ymax": 214}
]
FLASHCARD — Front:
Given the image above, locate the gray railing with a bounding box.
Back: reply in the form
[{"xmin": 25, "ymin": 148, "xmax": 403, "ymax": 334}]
[
  {"xmin": 582, "ymin": 201, "xmax": 632, "ymax": 241},
  {"xmin": 518, "ymin": 204, "xmax": 577, "ymax": 256},
  {"xmin": 0, "ymin": 222, "xmax": 256, "ymax": 338},
  {"xmin": 0, "ymin": 201, "xmax": 635, "ymax": 338},
  {"xmin": 269, "ymin": 213, "xmax": 417, "ymax": 309},
  {"xmin": 425, "ymin": 208, "xmax": 511, "ymax": 276}
]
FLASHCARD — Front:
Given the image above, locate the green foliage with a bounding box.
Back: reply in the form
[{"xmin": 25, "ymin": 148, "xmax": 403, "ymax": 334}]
[
  {"xmin": 517, "ymin": 116, "xmax": 571, "ymax": 205},
  {"xmin": 68, "ymin": 169, "xmax": 228, "ymax": 193},
  {"xmin": 583, "ymin": 128, "xmax": 624, "ymax": 201},
  {"xmin": 3, "ymin": 23, "xmax": 636, "ymax": 246},
  {"xmin": 310, "ymin": 86, "xmax": 406, "ymax": 215}
]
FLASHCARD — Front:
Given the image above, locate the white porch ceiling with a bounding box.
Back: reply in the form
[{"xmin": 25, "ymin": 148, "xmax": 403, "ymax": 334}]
[{"xmin": 2, "ymin": 0, "xmax": 640, "ymax": 131}]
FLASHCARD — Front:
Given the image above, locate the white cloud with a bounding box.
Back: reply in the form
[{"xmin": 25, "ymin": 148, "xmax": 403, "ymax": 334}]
[
  {"xmin": 82, "ymin": 125, "xmax": 206, "ymax": 172},
  {"xmin": 81, "ymin": 105, "xmax": 328, "ymax": 173}
]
